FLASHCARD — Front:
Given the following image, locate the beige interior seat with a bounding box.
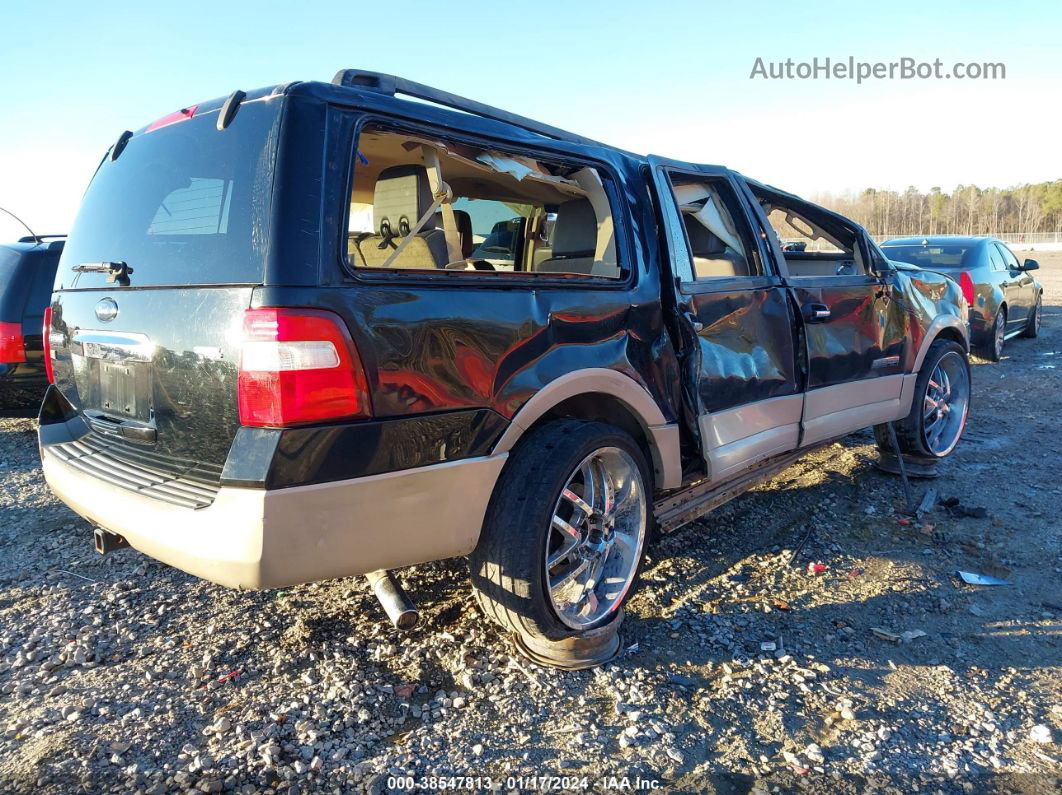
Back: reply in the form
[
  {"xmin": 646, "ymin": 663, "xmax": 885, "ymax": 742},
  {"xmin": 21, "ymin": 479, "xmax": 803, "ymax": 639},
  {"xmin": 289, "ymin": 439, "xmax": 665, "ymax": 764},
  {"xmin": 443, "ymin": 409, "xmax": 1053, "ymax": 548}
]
[
  {"xmin": 684, "ymin": 215, "xmax": 748, "ymax": 278},
  {"xmin": 349, "ymin": 165, "xmax": 448, "ymax": 269},
  {"xmin": 535, "ymin": 199, "xmax": 597, "ymax": 275}
]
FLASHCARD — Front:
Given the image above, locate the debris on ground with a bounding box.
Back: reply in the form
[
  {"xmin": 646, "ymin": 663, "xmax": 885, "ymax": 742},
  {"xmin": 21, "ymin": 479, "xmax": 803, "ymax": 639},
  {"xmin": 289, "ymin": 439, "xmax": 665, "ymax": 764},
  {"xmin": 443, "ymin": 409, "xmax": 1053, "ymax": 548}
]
[
  {"xmin": 870, "ymin": 628, "xmax": 928, "ymax": 644},
  {"xmin": 915, "ymin": 488, "xmax": 938, "ymax": 518},
  {"xmin": 941, "ymin": 496, "xmax": 989, "ymax": 518},
  {"xmin": 956, "ymin": 570, "xmax": 1011, "ymax": 586},
  {"xmin": 1029, "ymin": 724, "xmax": 1053, "ymax": 744}
]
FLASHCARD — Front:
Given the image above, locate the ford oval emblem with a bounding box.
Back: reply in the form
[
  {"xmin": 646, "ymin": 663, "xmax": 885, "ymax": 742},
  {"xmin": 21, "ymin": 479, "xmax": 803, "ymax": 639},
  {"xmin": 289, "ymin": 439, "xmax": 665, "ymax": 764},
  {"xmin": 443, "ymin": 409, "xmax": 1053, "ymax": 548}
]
[{"xmin": 95, "ymin": 297, "xmax": 118, "ymax": 323}]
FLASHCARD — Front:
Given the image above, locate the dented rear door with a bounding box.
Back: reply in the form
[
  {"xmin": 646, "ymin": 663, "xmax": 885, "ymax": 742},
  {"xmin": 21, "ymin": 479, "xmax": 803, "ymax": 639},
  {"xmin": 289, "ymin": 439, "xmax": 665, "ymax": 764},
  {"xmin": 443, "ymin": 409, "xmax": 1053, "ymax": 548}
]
[{"xmin": 646, "ymin": 157, "xmax": 801, "ymax": 483}]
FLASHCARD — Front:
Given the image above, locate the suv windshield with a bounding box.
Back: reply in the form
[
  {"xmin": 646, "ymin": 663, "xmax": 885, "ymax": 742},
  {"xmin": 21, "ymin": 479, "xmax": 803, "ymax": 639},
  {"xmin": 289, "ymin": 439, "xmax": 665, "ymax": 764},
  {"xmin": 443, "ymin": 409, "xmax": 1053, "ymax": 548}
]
[{"xmin": 57, "ymin": 98, "xmax": 283, "ymax": 289}]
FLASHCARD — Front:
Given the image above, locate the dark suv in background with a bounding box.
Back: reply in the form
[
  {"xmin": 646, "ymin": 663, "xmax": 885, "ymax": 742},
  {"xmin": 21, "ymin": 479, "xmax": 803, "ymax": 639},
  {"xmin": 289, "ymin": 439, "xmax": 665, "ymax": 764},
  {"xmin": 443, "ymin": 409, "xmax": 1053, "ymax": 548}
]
[
  {"xmin": 883, "ymin": 236, "xmax": 1042, "ymax": 360},
  {"xmin": 1, "ymin": 236, "xmax": 64, "ymax": 408},
  {"xmin": 39, "ymin": 71, "xmax": 970, "ymax": 653}
]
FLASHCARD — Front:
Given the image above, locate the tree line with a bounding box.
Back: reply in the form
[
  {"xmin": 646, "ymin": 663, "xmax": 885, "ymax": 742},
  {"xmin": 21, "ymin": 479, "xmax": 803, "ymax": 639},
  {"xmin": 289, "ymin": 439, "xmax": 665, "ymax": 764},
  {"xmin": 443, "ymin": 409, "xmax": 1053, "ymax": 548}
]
[{"xmin": 810, "ymin": 180, "xmax": 1062, "ymax": 238}]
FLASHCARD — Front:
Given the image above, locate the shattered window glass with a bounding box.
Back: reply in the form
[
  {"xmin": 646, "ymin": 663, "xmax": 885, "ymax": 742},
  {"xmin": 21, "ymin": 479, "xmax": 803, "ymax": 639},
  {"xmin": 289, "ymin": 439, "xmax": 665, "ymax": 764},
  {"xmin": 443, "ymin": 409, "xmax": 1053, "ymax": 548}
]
[{"xmin": 345, "ymin": 125, "xmax": 621, "ymax": 278}]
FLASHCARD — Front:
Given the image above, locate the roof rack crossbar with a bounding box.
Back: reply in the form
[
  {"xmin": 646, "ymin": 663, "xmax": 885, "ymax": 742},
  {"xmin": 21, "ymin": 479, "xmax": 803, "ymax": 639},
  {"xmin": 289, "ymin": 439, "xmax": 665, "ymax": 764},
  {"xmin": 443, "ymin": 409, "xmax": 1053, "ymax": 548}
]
[{"xmin": 331, "ymin": 69, "xmax": 602, "ymax": 148}]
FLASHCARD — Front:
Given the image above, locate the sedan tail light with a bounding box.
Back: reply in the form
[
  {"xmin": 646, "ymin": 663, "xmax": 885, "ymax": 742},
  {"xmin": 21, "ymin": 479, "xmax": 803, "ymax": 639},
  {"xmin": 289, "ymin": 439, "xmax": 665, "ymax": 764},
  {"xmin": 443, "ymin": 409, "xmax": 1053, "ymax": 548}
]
[
  {"xmin": 237, "ymin": 308, "xmax": 371, "ymax": 427},
  {"xmin": 42, "ymin": 307, "xmax": 55, "ymax": 383},
  {"xmin": 0, "ymin": 321, "xmax": 26, "ymax": 364},
  {"xmin": 958, "ymin": 271, "xmax": 975, "ymax": 306}
]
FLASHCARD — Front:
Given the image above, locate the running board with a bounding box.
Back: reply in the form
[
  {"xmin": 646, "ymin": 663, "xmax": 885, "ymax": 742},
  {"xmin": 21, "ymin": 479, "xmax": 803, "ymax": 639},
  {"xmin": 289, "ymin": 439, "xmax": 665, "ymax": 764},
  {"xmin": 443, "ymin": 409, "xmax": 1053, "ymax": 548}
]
[{"xmin": 653, "ymin": 444, "xmax": 827, "ymax": 534}]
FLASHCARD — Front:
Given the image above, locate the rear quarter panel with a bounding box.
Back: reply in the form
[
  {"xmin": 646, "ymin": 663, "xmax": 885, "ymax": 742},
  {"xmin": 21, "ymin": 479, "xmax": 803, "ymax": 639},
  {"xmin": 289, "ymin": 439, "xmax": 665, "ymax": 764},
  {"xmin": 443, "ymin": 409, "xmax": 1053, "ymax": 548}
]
[
  {"xmin": 890, "ymin": 267, "xmax": 969, "ymax": 372},
  {"xmin": 968, "ymin": 262, "xmax": 1004, "ymax": 336}
]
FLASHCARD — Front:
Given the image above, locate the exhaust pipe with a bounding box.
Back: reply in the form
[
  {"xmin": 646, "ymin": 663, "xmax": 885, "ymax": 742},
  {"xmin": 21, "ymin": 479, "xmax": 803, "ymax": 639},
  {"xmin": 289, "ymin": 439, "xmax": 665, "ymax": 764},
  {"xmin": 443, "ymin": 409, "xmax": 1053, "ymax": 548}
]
[
  {"xmin": 93, "ymin": 527, "xmax": 129, "ymax": 555},
  {"xmin": 365, "ymin": 570, "xmax": 419, "ymax": 630}
]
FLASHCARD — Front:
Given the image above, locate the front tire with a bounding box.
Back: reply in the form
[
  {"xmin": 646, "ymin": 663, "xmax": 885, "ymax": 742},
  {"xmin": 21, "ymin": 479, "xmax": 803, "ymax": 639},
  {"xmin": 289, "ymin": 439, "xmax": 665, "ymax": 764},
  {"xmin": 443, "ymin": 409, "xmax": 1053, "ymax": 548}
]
[
  {"xmin": 470, "ymin": 420, "xmax": 650, "ymax": 642},
  {"xmin": 875, "ymin": 339, "xmax": 970, "ymax": 459}
]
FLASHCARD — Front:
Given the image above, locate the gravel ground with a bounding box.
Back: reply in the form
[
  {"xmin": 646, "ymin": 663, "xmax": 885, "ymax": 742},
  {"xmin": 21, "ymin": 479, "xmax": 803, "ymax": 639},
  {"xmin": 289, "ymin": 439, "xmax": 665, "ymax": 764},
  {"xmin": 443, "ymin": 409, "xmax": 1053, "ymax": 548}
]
[{"xmin": 2, "ymin": 255, "xmax": 1061, "ymax": 794}]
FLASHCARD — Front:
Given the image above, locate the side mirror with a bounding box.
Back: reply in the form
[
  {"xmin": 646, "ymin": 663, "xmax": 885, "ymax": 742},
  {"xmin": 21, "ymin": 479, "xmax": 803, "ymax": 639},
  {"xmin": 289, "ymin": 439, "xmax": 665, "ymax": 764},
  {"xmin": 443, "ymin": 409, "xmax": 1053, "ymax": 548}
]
[{"xmin": 1022, "ymin": 258, "xmax": 1040, "ymax": 271}]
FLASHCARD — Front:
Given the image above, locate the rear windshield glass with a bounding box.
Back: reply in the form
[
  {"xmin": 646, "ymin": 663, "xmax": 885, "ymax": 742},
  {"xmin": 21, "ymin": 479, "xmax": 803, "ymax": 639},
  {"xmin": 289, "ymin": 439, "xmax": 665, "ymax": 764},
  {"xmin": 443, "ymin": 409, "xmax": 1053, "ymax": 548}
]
[
  {"xmin": 881, "ymin": 244, "xmax": 979, "ymax": 269},
  {"xmin": 57, "ymin": 98, "xmax": 282, "ymax": 288}
]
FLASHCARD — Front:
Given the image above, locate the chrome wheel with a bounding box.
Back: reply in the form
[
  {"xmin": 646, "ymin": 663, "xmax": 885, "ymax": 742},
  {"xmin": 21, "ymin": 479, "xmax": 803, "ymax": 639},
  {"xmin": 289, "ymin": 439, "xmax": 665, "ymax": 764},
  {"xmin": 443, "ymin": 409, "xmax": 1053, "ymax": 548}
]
[
  {"xmin": 922, "ymin": 351, "xmax": 970, "ymax": 456},
  {"xmin": 993, "ymin": 310, "xmax": 1005, "ymax": 358},
  {"xmin": 545, "ymin": 447, "xmax": 647, "ymax": 630},
  {"xmin": 1033, "ymin": 299, "xmax": 1042, "ymax": 334}
]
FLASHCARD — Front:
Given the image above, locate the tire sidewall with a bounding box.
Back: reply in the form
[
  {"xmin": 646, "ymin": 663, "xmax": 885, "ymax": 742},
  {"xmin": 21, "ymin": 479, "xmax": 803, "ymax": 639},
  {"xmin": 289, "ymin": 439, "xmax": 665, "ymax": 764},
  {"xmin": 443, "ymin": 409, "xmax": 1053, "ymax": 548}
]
[{"xmin": 476, "ymin": 421, "xmax": 651, "ymax": 640}]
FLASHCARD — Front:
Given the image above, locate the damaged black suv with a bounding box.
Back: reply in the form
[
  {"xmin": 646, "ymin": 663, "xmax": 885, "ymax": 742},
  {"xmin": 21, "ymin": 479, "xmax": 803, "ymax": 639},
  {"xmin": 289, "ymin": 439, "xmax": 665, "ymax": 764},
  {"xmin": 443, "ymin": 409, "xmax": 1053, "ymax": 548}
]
[{"xmin": 39, "ymin": 70, "xmax": 970, "ymax": 653}]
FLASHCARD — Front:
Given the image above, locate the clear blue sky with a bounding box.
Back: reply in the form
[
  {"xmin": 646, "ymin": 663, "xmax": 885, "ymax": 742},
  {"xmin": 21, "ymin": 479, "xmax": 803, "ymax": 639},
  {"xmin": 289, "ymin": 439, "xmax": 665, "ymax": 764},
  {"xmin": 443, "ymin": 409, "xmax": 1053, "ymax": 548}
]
[{"xmin": 1, "ymin": 0, "xmax": 1059, "ymax": 236}]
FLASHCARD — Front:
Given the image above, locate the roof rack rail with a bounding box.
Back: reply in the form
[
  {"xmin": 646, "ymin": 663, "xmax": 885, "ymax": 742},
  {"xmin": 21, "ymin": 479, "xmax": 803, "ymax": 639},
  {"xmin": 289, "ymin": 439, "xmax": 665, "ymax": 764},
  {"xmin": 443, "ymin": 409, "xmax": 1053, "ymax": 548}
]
[
  {"xmin": 331, "ymin": 69, "xmax": 602, "ymax": 148},
  {"xmin": 18, "ymin": 234, "xmax": 66, "ymax": 243}
]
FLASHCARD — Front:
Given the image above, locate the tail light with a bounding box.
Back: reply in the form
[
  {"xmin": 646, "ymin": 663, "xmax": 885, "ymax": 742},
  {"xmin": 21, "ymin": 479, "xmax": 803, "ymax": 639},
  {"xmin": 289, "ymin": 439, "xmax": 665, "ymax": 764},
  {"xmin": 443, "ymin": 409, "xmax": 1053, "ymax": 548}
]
[
  {"xmin": 42, "ymin": 307, "xmax": 55, "ymax": 383},
  {"xmin": 958, "ymin": 271, "xmax": 975, "ymax": 306},
  {"xmin": 0, "ymin": 321, "xmax": 26, "ymax": 364},
  {"xmin": 238, "ymin": 308, "xmax": 371, "ymax": 427}
]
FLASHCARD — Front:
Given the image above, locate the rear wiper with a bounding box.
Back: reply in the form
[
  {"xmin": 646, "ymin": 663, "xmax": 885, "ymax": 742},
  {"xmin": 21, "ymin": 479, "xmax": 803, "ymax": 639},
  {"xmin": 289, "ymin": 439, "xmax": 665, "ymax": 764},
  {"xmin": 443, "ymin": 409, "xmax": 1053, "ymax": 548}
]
[{"xmin": 73, "ymin": 261, "xmax": 134, "ymax": 286}]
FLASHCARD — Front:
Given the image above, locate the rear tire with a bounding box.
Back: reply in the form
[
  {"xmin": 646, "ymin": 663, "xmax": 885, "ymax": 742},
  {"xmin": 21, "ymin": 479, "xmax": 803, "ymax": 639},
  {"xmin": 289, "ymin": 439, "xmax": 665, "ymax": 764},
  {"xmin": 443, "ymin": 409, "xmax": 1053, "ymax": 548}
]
[
  {"xmin": 1022, "ymin": 294, "xmax": 1042, "ymax": 338},
  {"xmin": 470, "ymin": 420, "xmax": 650, "ymax": 642},
  {"xmin": 982, "ymin": 307, "xmax": 1006, "ymax": 361},
  {"xmin": 874, "ymin": 339, "xmax": 970, "ymax": 460}
]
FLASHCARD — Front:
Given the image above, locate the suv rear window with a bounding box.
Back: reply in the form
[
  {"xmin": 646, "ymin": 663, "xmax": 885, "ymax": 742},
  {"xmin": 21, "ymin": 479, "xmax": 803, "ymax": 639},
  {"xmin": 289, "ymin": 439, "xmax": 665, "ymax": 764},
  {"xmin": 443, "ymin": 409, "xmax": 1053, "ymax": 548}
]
[
  {"xmin": 57, "ymin": 98, "xmax": 283, "ymax": 289},
  {"xmin": 881, "ymin": 244, "xmax": 977, "ymax": 268}
]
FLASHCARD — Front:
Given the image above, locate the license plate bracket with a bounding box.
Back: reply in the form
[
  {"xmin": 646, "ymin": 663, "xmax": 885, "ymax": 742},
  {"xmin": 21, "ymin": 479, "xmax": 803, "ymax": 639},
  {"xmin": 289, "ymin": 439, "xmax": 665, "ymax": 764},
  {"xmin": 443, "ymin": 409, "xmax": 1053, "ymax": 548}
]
[
  {"xmin": 71, "ymin": 330, "xmax": 156, "ymax": 424},
  {"xmin": 97, "ymin": 361, "xmax": 147, "ymax": 420}
]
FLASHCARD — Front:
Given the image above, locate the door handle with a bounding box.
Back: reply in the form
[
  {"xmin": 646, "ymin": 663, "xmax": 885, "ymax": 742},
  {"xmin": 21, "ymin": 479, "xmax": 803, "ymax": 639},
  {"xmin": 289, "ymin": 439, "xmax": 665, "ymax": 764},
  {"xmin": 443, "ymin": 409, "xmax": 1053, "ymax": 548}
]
[{"xmin": 801, "ymin": 303, "xmax": 831, "ymax": 323}]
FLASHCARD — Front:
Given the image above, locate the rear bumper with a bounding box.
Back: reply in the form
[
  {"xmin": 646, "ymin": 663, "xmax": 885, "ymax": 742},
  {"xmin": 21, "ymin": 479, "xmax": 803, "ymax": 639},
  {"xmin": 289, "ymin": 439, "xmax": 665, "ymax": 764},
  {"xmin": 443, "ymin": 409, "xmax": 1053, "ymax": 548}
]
[{"xmin": 42, "ymin": 444, "xmax": 507, "ymax": 589}]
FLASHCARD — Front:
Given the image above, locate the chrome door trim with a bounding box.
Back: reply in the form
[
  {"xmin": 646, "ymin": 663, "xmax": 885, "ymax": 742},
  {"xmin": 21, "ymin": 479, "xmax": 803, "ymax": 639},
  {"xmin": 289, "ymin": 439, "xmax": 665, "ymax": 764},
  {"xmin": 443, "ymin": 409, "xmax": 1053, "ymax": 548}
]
[{"xmin": 72, "ymin": 330, "xmax": 155, "ymax": 363}]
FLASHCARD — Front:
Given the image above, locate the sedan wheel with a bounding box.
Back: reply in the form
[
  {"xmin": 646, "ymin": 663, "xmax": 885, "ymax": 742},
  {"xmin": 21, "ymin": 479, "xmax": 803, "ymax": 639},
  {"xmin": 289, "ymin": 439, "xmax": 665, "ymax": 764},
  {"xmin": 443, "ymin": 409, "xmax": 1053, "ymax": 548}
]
[
  {"xmin": 922, "ymin": 350, "xmax": 970, "ymax": 456},
  {"xmin": 546, "ymin": 447, "xmax": 647, "ymax": 630},
  {"xmin": 989, "ymin": 308, "xmax": 1006, "ymax": 361}
]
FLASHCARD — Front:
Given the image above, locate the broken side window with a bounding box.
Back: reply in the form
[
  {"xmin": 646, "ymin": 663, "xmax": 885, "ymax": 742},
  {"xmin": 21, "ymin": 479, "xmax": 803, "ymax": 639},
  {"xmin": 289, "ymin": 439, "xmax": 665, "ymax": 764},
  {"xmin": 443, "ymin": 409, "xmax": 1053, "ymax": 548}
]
[{"xmin": 345, "ymin": 125, "xmax": 622, "ymax": 278}]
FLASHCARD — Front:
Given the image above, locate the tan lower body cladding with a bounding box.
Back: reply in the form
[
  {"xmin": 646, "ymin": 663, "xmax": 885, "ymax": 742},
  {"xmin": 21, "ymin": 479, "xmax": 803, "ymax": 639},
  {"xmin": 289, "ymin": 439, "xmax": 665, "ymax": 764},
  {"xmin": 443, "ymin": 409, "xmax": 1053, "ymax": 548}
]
[
  {"xmin": 698, "ymin": 374, "xmax": 917, "ymax": 481},
  {"xmin": 42, "ymin": 447, "xmax": 508, "ymax": 589}
]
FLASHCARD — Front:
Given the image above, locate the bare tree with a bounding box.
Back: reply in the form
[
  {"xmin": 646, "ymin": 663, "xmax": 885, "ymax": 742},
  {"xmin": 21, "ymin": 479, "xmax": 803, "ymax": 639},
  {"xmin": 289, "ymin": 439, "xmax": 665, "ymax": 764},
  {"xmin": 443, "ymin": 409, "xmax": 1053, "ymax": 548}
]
[{"xmin": 811, "ymin": 180, "xmax": 1062, "ymax": 238}]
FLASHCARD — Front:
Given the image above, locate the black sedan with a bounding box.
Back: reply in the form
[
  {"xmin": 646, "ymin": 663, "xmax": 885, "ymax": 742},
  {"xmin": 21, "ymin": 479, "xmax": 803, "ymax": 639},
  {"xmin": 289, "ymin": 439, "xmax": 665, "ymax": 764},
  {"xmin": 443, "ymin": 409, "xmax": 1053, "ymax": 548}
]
[
  {"xmin": 882, "ymin": 236, "xmax": 1042, "ymax": 360},
  {"xmin": 0, "ymin": 235, "xmax": 64, "ymax": 408}
]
